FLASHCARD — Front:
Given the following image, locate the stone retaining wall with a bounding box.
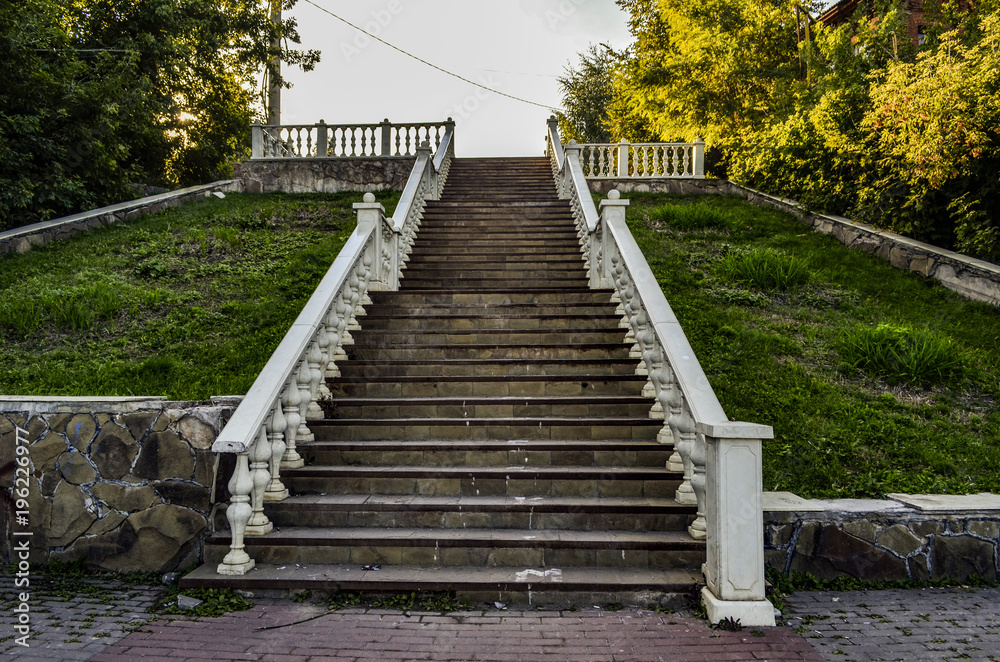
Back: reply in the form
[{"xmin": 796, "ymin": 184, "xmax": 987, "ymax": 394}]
[
  {"xmin": 1, "ymin": 397, "xmax": 240, "ymax": 573},
  {"xmin": 0, "ymin": 180, "xmax": 242, "ymax": 258},
  {"xmin": 238, "ymin": 158, "xmax": 416, "ymax": 194},
  {"xmin": 725, "ymin": 183, "xmax": 1000, "ymax": 306},
  {"xmin": 588, "ymin": 177, "xmax": 1000, "ymax": 306},
  {"xmin": 765, "ymin": 493, "xmax": 1000, "ymax": 582}
]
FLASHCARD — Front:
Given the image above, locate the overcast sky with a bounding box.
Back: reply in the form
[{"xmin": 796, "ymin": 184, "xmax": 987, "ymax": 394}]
[{"xmin": 281, "ymin": 0, "xmax": 633, "ymax": 157}]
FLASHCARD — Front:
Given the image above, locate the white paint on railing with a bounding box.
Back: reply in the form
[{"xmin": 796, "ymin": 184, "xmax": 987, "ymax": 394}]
[
  {"xmin": 251, "ymin": 119, "xmax": 454, "ymax": 159},
  {"xmin": 212, "ymin": 121, "xmax": 454, "ymax": 577},
  {"xmin": 546, "ymin": 118, "xmax": 773, "ymax": 624},
  {"xmin": 577, "ymin": 140, "xmax": 706, "ymax": 179}
]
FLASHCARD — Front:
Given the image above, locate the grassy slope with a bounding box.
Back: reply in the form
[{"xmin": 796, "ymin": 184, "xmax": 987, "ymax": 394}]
[
  {"xmin": 622, "ymin": 194, "xmax": 1000, "ymax": 498},
  {"xmin": 0, "ymin": 191, "xmax": 398, "ymax": 400},
  {"xmin": 3, "ymin": 190, "xmax": 998, "ymax": 497}
]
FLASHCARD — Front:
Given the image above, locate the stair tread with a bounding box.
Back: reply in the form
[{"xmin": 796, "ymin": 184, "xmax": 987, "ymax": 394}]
[
  {"xmin": 267, "ymin": 494, "xmax": 693, "ymax": 512},
  {"xmin": 180, "ymin": 563, "xmax": 703, "ymax": 591},
  {"xmin": 303, "ymin": 439, "xmax": 666, "ymax": 450},
  {"xmin": 284, "ymin": 465, "xmax": 679, "ymax": 478},
  {"xmin": 209, "ymin": 528, "xmax": 702, "ymax": 548}
]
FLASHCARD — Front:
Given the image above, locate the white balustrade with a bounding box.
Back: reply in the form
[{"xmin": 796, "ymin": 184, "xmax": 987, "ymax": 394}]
[
  {"xmin": 546, "ymin": 117, "xmax": 773, "ymax": 625},
  {"xmin": 213, "ymin": 122, "xmax": 454, "ymax": 577},
  {"xmin": 577, "ymin": 139, "xmax": 705, "ymax": 179},
  {"xmin": 251, "ymin": 119, "xmax": 455, "ymax": 159}
]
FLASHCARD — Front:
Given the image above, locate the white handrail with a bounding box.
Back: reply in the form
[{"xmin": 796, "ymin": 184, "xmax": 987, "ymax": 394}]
[
  {"xmin": 212, "ymin": 120, "xmax": 454, "ymax": 577},
  {"xmin": 547, "ymin": 117, "xmax": 773, "ymax": 623}
]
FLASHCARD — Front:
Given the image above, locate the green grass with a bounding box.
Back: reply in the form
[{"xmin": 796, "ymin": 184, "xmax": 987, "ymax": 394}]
[
  {"xmin": 619, "ymin": 193, "xmax": 1000, "ymax": 498},
  {"xmin": 0, "ymin": 191, "xmax": 398, "ymax": 400}
]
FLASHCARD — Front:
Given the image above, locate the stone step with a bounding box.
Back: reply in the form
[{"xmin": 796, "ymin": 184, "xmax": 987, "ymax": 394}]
[
  {"xmin": 300, "ymin": 439, "xmax": 673, "ymax": 468},
  {"xmin": 367, "ymin": 289, "xmax": 617, "ymax": 305},
  {"xmin": 344, "ymin": 343, "xmax": 632, "ymax": 361},
  {"xmin": 399, "ymin": 269, "xmax": 588, "ymax": 282},
  {"xmin": 356, "ymin": 315, "xmax": 615, "ymax": 332},
  {"xmin": 327, "ymin": 375, "xmax": 647, "ymax": 398},
  {"xmin": 308, "ymin": 417, "xmax": 662, "ymax": 441},
  {"xmin": 405, "ymin": 246, "xmax": 583, "ymax": 257},
  {"xmin": 363, "ymin": 305, "xmax": 614, "ymax": 318},
  {"xmin": 179, "ymin": 563, "xmax": 703, "ymax": 601},
  {"xmin": 282, "ymin": 464, "xmax": 679, "ymax": 498},
  {"xmin": 406, "ymin": 253, "xmax": 584, "ymax": 270},
  {"xmin": 325, "ymin": 396, "xmax": 654, "ymax": 419},
  {"xmin": 348, "ymin": 329, "xmax": 628, "ymax": 345},
  {"xmin": 202, "ymin": 528, "xmax": 703, "ymax": 568},
  {"xmin": 335, "ymin": 358, "xmax": 638, "ymax": 377},
  {"xmin": 260, "ymin": 494, "xmax": 694, "ymax": 531}
]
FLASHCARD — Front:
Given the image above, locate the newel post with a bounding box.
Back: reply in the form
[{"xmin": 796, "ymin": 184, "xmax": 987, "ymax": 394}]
[
  {"xmin": 251, "ymin": 124, "xmax": 263, "ymax": 159},
  {"xmin": 697, "ymin": 421, "xmax": 775, "ymax": 626},
  {"xmin": 617, "ymin": 140, "xmax": 629, "ymax": 178},
  {"xmin": 598, "ymin": 190, "xmax": 628, "ymax": 289},
  {"xmin": 692, "ymin": 138, "xmax": 706, "ymax": 178},
  {"xmin": 354, "ymin": 193, "xmax": 388, "ymax": 289},
  {"xmin": 380, "ymin": 118, "xmax": 392, "ymax": 156},
  {"xmin": 316, "ymin": 119, "xmax": 328, "ymax": 157}
]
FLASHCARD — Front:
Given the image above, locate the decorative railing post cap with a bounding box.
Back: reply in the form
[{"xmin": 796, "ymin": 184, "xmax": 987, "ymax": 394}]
[
  {"xmin": 353, "ymin": 192, "xmax": 384, "ymax": 211},
  {"xmin": 694, "ymin": 137, "xmax": 705, "ymax": 144},
  {"xmin": 601, "ymin": 189, "xmax": 630, "ymax": 207},
  {"xmin": 696, "ymin": 421, "xmax": 774, "ymax": 440}
]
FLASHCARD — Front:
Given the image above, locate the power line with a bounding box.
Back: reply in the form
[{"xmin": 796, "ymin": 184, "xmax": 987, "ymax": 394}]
[{"xmin": 300, "ymin": 0, "xmax": 564, "ymax": 112}]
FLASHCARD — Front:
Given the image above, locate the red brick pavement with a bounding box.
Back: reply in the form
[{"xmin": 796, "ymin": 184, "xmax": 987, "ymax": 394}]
[{"xmin": 89, "ymin": 601, "xmax": 824, "ymax": 662}]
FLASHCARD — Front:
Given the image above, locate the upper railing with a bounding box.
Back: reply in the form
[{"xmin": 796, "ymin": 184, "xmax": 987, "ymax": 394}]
[
  {"xmin": 577, "ymin": 140, "xmax": 706, "ymax": 179},
  {"xmin": 546, "ymin": 116, "xmax": 774, "ymax": 623},
  {"xmin": 212, "ymin": 125, "xmax": 454, "ymax": 577},
  {"xmin": 251, "ymin": 119, "xmax": 455, "ymax": 159}
]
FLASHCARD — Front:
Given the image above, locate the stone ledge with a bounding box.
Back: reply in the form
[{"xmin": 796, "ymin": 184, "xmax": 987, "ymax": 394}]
[
  {"xmin": 0, "ymin": 179, "xmax": 242, "ymax": 257},
  {"xmin": 764, "ymin": 491, "xmax": 1000, "ymax": 583},
  {"xmin": 725, "ymin": 181, "xmax": 1000, "ymax": 307}
]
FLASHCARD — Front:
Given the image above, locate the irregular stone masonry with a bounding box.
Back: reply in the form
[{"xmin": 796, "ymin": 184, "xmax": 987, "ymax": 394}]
[
  {"xmin": 0, "ymin": 181, "xmax": 241, "ymax": 258},
  {"xmin": 0, "ymin": 398, "xmax": 241, "ymax": 572},
  {"xmin": 765, "ymin": 499, "xmax": 1000, "ymax": 583},
  {"xmin": 238, "ymin": 157, "xmax": 416, "ymax": 194}
]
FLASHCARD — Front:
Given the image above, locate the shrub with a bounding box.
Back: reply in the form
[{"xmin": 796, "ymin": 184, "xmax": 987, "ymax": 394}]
[
  {"xmin": 650, "ymin": 203, "xmax": 730, "ymax": 231},
  {"xmin": 716, "ymin": 248, "xmax": 809, "ymax": 291},
  {"xmin": 837, "ymin": 324, "xmax": 966, "ymax": 386}
]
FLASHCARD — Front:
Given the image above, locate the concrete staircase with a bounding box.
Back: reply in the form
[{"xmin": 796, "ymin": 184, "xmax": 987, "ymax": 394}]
[{"xmin": 187, "ymin": 157, "xmax": 704, "ymax": 603}]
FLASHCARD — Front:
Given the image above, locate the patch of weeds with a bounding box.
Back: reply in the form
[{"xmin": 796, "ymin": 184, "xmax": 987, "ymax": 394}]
[
  {"xmin": 371, "ymin": 592, "xmax": 416, "ymax": 610},
  {"xmin": 645, "ymin": 602, "xmax": 675, "ymax": 614},
  {"xmin": 707, "ymin": 286, "xmax": 771, "ymax": 307},
  {"xmin": 604, "ymin": 602, "xmax": 623, "ymax": 612},
  {"xmin": 292, "ymin": 589, "xmax": 313, "ymax": 603},
  {"xmin": 328, "ymin": 591, "xmax": 363, "ymax": 611},
  {"xmin": 712, "ymin": 616, "xmax": 743, "ymax": 631},
  {"xmin": 418, "ymin": 590, "xmax": 469, "ymax": 613},
  {"xmin": 751, "ymin": 629, "xmax": 766, "ymax": 637},
  {"xmin": 154, "ymin": 588, "xmax": 253, "ymax": 617},
  {"xmin": 838, "ymin": 323, "xmax": 967, "ymax": 387},
  {"xmin": 650, "ymin": 202, "xmax": 730, "ymax": 231},
  {"xmin": 716, "ymin": 248, "xmax": 809, "ymax": 291}
]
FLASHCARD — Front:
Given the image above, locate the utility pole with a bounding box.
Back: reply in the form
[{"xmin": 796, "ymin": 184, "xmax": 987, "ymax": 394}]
[{"xmin": 267, "ymin": 0, "xmax": 281, "ymax": 125}]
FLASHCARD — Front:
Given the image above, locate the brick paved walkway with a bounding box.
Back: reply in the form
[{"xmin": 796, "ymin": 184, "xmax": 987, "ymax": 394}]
[
  {"xmin": 784, "ymin": 587, "xmax": 1000, "ymax": 661},
  {"xmin": 89, "ymin": 601, "xmax": 822, "ymax": 662},
  {"xmin": 0, "ymin": 573, "xmax": 163, "ymax": 660}
]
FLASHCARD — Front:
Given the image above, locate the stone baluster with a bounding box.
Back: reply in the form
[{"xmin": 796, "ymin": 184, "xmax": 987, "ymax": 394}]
[
  {"xmin": 336, "ymin": 295, "xmax": 354, "ymax": 348},
  {"xmin": 689, "ymin": 430, "xmax": 708, "ymax": 540},
  {"xmin": 317, "ymin": 319, "xmax": 334, "ymax": 393},
  {"xmin": 296, "ymin": 359, "xmax": 315, "ymax": 444},
  {"xmin": 264, "ymin": 403, "xmax": 288, "ymax": 501},
  {"xmin": 245, "ymin": 426, "xmax": 273, "ymax": 535},
  {"xmin": 659, "ymin": 365, "xmax": 685, "ymax": 473},
  {"xmin": 674, "ymin": 404, "xmax": 698, "ymax": 508},
  {"xmin": 305, "ymin": 336, "xmax": 325, "ymax": 421},
  {"xmin": 645, "ymin": 347, "xmax": 666, "ymax": 420},
  {"xmin": 217, "ymin": 452, "xmax": 255, "ymax": 575},
  {"xmin": 281, "ymin": 378, "xmax": 304, "ymax": 469}
]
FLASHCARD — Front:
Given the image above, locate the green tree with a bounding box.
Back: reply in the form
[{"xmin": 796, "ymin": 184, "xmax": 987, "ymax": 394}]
[
  {"xmin": 556, "ymin": 44, "xmax": 616, "ymax": 143},
  {"xmin": 0, "ymin": 0, "xmax": 319, "ymax": 231}
]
